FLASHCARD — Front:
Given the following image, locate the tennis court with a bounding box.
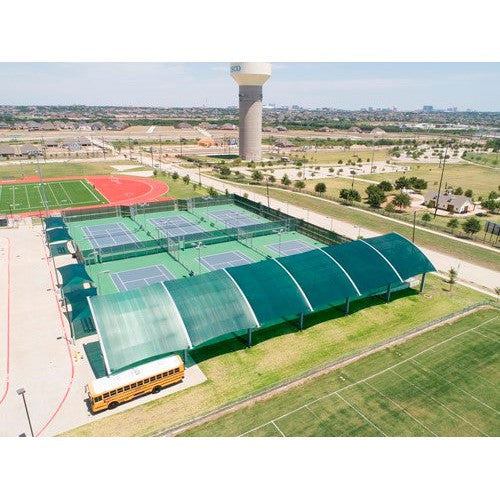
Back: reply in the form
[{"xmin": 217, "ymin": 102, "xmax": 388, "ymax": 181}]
[
  {"xmin": 0, "ymin": 179, "xmax": 107, "ymax": 213},
  {"xmin": 110, "ymin": 264, "xmax": 174, "ymax": 292},
  {"xmin": 149, "ymin": 214, "xmax": 205, "ymax": 237},
  {"xmin": 267, "ymin": 240, "xmax": 316, "ymax": 257},
  {"xmin": 207, "ymin": 209, "xmax": 261, "ymax": 228},
  {"xmin": 82, "ymin": 222, "xmax": 139, "ymax": 249},
  {"xmin": 199, "ymin": 251, "xmax": 254, "ymax": 271}
]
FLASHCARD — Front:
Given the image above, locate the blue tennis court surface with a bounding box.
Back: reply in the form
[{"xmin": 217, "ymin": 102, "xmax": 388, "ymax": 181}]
[
  {"xmin": 82, "ymin": 222, "xmax": 139, "ymax": 249},
  {"xmin": 110, "ymin": 265, "xmax": 174, "ymax": 292},
  {"xmin": 150, "ymin": 215, "xmax": 205, "ymax": 237},
  {"xmin": 200, "ymin": 251, "xmax": 254, "ymax": 271},
  {"xmin": 207, "ymin": 209, "xmax": 261, "ymax": 228},
  {"xmin": 267, "ymin": 240, "xmax": 316, "ymax": 257}
]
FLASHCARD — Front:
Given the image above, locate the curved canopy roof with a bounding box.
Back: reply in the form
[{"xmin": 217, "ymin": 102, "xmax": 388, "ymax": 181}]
[{"xmin": 88, "ymin": 233, "xmax": 436, "ymax": 374}]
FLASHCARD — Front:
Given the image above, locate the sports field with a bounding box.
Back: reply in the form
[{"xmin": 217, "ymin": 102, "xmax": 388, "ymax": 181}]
[
  {"xmin": 0, "ymin": 179, "xmax": 108, "ymax": 213},
  {"xmin": 181, "ymin": 309, "xmax": 499, "ymax": 437}
]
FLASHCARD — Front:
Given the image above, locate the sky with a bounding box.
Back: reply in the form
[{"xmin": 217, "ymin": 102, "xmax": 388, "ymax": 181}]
[{"xmin": 0, "ymin": 62, "xmax": 498, "ymax": 111}]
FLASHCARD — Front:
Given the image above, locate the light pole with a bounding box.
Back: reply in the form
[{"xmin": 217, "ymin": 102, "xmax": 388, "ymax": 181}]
[
  {"xmin": 198, "ymin": 163, "xmax": 201, "ymax": 186},
  {"xmin": 353, "ymin": 225, "xmax": 361, "ymax": 239},
  {"xmin": 16, "ymin": 388, "xmax": 34, "ymax": 437},
  {"xmin": 329, "ymin": 216, "xmax": 333, "ymax": 232},
  {"xmin": 274, "ymin": 228, "xmax": 284, "ymax": 257},
  {"xmin": 194, "ymin": 242, "xmax": 205, "ymax": 274}
]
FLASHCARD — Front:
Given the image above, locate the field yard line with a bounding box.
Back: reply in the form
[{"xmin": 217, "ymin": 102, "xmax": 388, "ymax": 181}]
[
  {"xmin": 335, "ymin": 393, "xmax": 387, "ymax": 436},
  {"xmin": 410, "ymin": 359, "xmax": 499, "ymax": 414},
  {"xmin": 474, "ymin": 330, "xmax": 500, "ymax": 344},
  {"xmin": 390, "ymin": 370, "xmax": 489, "ymax": 436},
  {"xmin": 79, "ymin": 179, "xmax": 102, "ymax": 202},
  {"xmin": 46, "ymin": 182, "xmax": 58, "ymax": 207},
  {"xmin": 271, "ymin": 420, "xmax": 286, "ymax": 437},
  {"xmin": 58, "ymin": 182, "xmax": 73, "ymax": 204},
  {"xmin": 12, "ymin": 184, "xmax": 15, "ymax": 208},
  {"xmin": 24, "ymin": 184, "xmax": 31, "ymax": 209},
  {"xmin": 238, "ymin": 315, "xmax": 497, "ymax": 437},
  {"xmin": 362, "ymin": 380, "xmax": 438, "ymax": 436}
]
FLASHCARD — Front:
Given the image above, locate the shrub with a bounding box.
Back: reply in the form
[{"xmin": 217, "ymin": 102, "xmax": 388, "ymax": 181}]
[
  {"xmin": 462, "ymin": 217, "xmax": 481, "ymax": 235},
  {"xmin": 377, "ymin": 180, "xmax": 393, "ymax": 192},
  {"xmin": 314, "ymin": 182, "xmax": 327, "ymax": 194}
]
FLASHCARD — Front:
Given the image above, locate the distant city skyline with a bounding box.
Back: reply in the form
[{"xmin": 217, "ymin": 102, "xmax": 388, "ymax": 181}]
[{"xmin": 0, "ymin": 63, "xmax": 498, "ymax": 111}]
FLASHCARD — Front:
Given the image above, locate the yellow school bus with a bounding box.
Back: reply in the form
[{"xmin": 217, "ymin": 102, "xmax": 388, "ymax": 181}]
[{"xmin": 87, "ymin": 354, "xmax": 184, "ymax": 413}]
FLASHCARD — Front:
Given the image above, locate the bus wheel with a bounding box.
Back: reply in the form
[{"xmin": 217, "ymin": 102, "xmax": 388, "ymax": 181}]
[
  {"xmin": 108, "ymin": 401, "xmax": 119, "ymax": 410},
  {"xmin": 152, "ymin": 386, "xmax": 162, "ymax": 394}
]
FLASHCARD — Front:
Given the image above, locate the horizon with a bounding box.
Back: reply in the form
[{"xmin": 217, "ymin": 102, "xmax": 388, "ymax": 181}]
[{"xmin": 0, "ymin": 63, "xmax": 499, "ymax": 112}]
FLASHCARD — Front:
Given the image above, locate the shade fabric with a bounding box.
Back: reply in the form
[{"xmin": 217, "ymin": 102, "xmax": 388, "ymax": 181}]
[
  {"xmin": 44, "ymin": 216, "xmax": 66, "ymax": 231},
  {"xmin": 59, "ymin": 264, "xmax": 93, "ymax": 292},
  {"xmin": 46, "ymin": 227, "xmax": 71, "ymax": 243}
]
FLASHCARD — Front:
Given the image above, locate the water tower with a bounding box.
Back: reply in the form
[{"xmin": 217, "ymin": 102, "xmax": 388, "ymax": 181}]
[{"xmin": 230, "ymin": 62, "xmax": 271, "ymax": 161}]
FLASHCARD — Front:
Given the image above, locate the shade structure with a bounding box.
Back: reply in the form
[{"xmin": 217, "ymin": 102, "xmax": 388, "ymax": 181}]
[
  {"xmin": 59, "ymin": 263, "xmax": 93, "ymax": 292},
  {"xmin": 46, "ymin": 227, "xmax": 71, "ymax": 243},
  {"xmin": 44, "ymin": 216, "xmax": 66, "ymax": 231},
  {"xmin": 88, "ymin": 233, "xmax": 436, "ymax": 374},
  {"xmin": 164, "ymin": 270, "xmax": 258, "ymax": 347},
  {"xmin": 226, "ymin": 259, "xmax": 312, "ymax": 325},
  {"xmin": 89, "ymin": 283, "xmax": 191, "ymax": 374}
]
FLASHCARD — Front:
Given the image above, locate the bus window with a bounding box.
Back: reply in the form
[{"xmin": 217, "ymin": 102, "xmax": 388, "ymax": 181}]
[
  {"xmin": 124, "ymin": 385, "xmax": 130, "ymax": 391},
  {"xmin": 138, "ymin": 380, "xmax": 143, "ymax": 386},
  {"xmin": 131, "ymin": 383, "xmax": 137, "ymax": 388},
  {"xmin": 174, "ymin": 368, "xmax": 180, "ymax": 373},
  {"xmin": 169, "ymin": 370, "xmax": 174, "ymax": 375},
  {"xmin": 103, "ymin": 392, "xmax": 110, "ymax": 398},
  {"xmin": 162, "ymin": 372, "xmax": 168, "ymax": 377},
  {"xmin": 110, "ymin": 390, "xmax": 117, "ymax": 396},
  {"xmin": 117, "ymin": 387, "xmax": 123, "ymax": 393},
  {"xmin": 95, "ymin": 395, "xmax": 102, "ymax": 402}
]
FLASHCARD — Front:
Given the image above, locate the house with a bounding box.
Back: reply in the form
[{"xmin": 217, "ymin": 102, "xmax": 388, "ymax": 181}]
[
  {"xmin": 0, "ymin": 145, "xmax": 17, "ymax": 158},
  {"xmin": 219, "ymin": 123, "xmax": 237, "ymax": 130},
  {"xmin": 276, "ymin": 125, "xmax": 287, "ymax": 131},
  {"xmin": 274, "ymin": 139, "xmax": 294, "ymax": 148},
  {"xmin": 108, "ymin": 121, "xmax": 128, "ymax": 131},
  {"xmin": 174, "ymin": 122, "xmax": 193, "ymax": 129},
  {"xmin": 198, "ymin": 137, "xmax": 215, "ymax": 147},
  {"xmin": 423, "ymin": 191, "xmax": 474, "ymax": 214},
  {"xmin": 0, "ymin": 122, "xmax": 10, "ymax": 129},
  {"xmin": 44, "ymin": 140, "xmax": 60, "ymax": 148},
  {"xmin": 25, "ymin": 121, "xmax": 42, "ymax": 131},
  {"xmin": 370, "ymin": 127, "xmax": 386, "ymax": 135},
  {"xmin": 40, "ymin": 121, "xmax": 57, "ymax": 131},
  {"xmin": 349, "ymin": 126, "xmax": 363, "ymax": 133},
  {"xmin": 91, "ymin": 121, "xmax": 105, "ymax": 131},
  {"xmin": 318, "ymin": 126, "xmax": 331, "ymax": 132},
  {"xmin": 19, "ymin": 144, "xmax": 42, "ymax": 156}
]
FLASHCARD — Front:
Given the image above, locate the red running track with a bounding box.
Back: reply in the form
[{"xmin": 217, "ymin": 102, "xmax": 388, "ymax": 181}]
[{"xmin": 0, "ymin": 175, "xmax": 172, "ymax": 217}]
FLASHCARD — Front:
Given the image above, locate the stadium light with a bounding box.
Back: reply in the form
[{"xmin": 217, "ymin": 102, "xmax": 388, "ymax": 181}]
[
  {"xmin": 194, "ymin": 242, "xmax": 205, "ymax": 275},
  {"xmin": 16, "ymin": 388, "xmax": 34, "ymax": 437}
]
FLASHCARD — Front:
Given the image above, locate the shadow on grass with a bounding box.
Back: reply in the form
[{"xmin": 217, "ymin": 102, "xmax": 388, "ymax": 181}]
[{"xmin": 190, "ymin": 287, "xmax": 418, "ymax": 366}]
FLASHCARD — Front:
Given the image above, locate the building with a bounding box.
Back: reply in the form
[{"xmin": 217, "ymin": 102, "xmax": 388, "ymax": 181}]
[
  {"xmin": 424, "ymin": 191, "xmax": 474, "ymax": 214},
  {"xmin": 0, "ymin": 145, "xmax": 17, "ymax": 158},
  {"xmin": 422, "ymin": 105, "xmax": 434, "ymax": 111}
]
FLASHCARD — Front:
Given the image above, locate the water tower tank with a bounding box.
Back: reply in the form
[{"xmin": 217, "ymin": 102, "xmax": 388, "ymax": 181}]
[{"xmin": 230, "ymin": 62, "xmax": 271, "ymax": 161}]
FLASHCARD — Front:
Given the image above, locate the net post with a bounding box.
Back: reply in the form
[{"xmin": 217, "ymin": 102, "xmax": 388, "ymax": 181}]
[
  {"xmin": 386, "ymin": 283, "xmax": 392, "ymax": 303},
  {"xmin": 344, "ymin": 297, "xmax": 350, "ymax": 315},
  {"xmin": 419, "ymin": 272, "xmax": 426, "ymax": 293},
  {"xmin": 299, "ymin": 312, "xmax": 304, "ymax": 331},
  {"xmin": 247, "ymin": 328, "xmax": 252, "ymax": 347}
]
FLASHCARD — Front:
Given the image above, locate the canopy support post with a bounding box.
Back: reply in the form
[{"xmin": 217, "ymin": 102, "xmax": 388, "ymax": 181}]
[
  {"xmin": 247, "ymin": 328, "xmax": 252, "ymax": 347},
  {"xmin": 386, "ymin": 283, "xmax": 392, "ymax": 303},
  {"xmin": 299, "ymin": 312, "xmax": 304, "ymax": 331},
  {"xmin": 183, "ymin": 349, "xmax": 187, "ymax": 364},
  {"xmin": 64, "ymin": 296, "xmax": 75, "ymax": 345},
  {"xmin": 345, "ymin": 297, "xmax": 350, "ymax": 315},
  {"xmin": 420, "ymin": 272, "xmax": 426, "ymax": 293}
]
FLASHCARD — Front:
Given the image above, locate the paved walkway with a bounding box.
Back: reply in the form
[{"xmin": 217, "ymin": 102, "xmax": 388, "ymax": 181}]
[{"xmin": 151, "ymin": 158, "xmax": 499, "ymax": 291}]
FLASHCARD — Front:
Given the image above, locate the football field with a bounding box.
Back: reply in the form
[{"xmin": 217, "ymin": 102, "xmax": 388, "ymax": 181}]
[
  {"xmin": 181, "ymin": 309, "xmax": 500, "ymax": 437},
  {"xmin": 0, "ymin": 179, "xmax": 108, "ymax": 213}
]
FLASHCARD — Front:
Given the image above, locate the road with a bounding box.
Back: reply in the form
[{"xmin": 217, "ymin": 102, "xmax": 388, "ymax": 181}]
[{"xmin": 144, "ymin": 156, "xmax": 499, "ymax": 292}]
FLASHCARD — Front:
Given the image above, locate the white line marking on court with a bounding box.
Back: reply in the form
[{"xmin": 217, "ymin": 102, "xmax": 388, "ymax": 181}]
[
  {"xmin": 362, "ymin": 380, "xmax": 438, "ymax": 436},
  {"xmin": 239, "ymin": 315, "xmax": 497, "ymax": 437},
  {"xmin": 410, "ymin": 359, "xmax": 499, "ymax": 414},
  {"xmin": 390, "ymin": 369, "xmax": 489, "ymax": 436},
  {"xmin": 80, "ymin": 179, "xmax": 102, "ymax": 202},
  {"xmin": 336, "ymin": 392, "xmax": 387, "ymax": 436},
  {"xmin": 359, "ymin": 239, "xmax": 404, "ymax": 283},
  {"xmin": 317, "ymin": 248, "xmax": 361, "ymax": 296},
  {"xmin": 271, "ymin": 421, "xmax": 286, "ymax": 437}
]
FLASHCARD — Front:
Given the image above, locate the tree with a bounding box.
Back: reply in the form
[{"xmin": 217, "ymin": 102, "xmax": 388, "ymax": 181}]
[
  {"xmin": 339, "ymin": 188, "xmax": 361, "ymax": 202},
  {"xmin": 207, "ymin": 187, "xmax": 218, "ymax": 197},
  {"xmin": 410, "ymin": 177, "xmax": 427, "ymax": 190},
  {"xmin": 294, "ymin": 180, "xmax": 305, "ymax": 190},
  {"xmin": 337, "ymin": 159, "xmax": 343, "ymax": 164},
  {"xmin": 182, "ymin": 174, "xmax": 190, "ymax": 185},
  {"xmin": 281, "ymin": 174, "xmax": 291, "ymax": 186},
  {"xmin": 481, "ymin": 199, "xmax": 500, "ymax": 213},
  {"xmin": 462, "ymin": 217, "xmax": 481, "ymax": 236},
  {"xmin": 453, "ymin": 186, "xmax": 463, "ymax": 195},
  {"xmin": 488, "ymin": 190, "xmax": 498, "ymax": 200},
  {"xmin": 384, "ymin": 202, "xmax": 396, "ymax": 213},
  {"xmin": 464, "ymin": 189, "xmax": 473, "ymax": 198},
  {"xmin": 365, "ymin": 185, "xmax": 386, "ymax": 207},
  {"xmin": 377, "ymin": 181, "xmax": 393, "ymax": 192},
  {"xmin": 268, "ymin": 175, "xmax": 276, "ymax": 183},
  {"xmin": 422, "ymin": 213, "xmax": 432, "ymax": 223},
  {"xmin": 251, "ymin": 170, "xmax": 264, "ymax": 181},
  {"xmin": 314, "ymin": 182, "xmax": 327, "ymax": 195},
  {"xmin": 447, "ymin": 218, "xmax": 459, "ymax": 232},
  {"xmin": 395, "ymin": 176, "xmax": 411, "ymax": 190},
  {"xmin": 219, "ymin": 165, "xmax": 231, "ymax": 177},
  {"xmin": 448, "ymin": 267, "xmax": 458, "ymax": 292},
  {"xmin": 171, "ymin": 171, "xmax": 179, "ymax": 181},
  {"xmin": 392, "ymin": 192, "xmax": 411, "ymax": 210}
]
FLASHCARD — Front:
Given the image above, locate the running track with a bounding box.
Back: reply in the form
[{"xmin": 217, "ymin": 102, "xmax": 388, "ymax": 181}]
[{"xmin": 0, "ymin": 175, "xmax": 171, "ymax": 218}]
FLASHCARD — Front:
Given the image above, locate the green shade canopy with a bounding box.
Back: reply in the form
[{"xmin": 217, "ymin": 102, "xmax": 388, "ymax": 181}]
[
  {"xmin": 59, "ymin": 264, "xmax": 93, "ymax": 293},
  {"xmin": 46, "ymin": 227, "xmax": 71, "ymax": 243},
  {"xmin": 44, "ymin": 216, "xmax": 66, "ymax": 231}
]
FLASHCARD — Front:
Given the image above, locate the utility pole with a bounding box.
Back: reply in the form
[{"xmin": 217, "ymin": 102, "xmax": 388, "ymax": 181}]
[
  {"xmin": 433, "ymin": 142, "xmax": 449, "ymax": 218},
  {"xmin": 128, "ymin": 136, "xmax": 131, "ymax": 159},
  {"xmin": 159, "ymin": 135, "xmax": 162, "ymax": 162},
  {"xmin": 101, "ymin": 136, "xmax": 106, "ymax": 160},
  {"xmin": 412, "ymin": 210, "xmax": 416, "ymax": 243}
]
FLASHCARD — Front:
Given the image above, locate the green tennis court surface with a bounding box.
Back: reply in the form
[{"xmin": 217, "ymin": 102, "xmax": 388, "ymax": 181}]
[
  {"xmin": 0, "ymin": 179, "xmax": 108, "ymax": 213},
  {"xmin": 181, "ymin": 309, "xmax": 500, "ymax": 437}
]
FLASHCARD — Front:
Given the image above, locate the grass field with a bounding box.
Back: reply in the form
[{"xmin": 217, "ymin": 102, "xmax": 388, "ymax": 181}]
[
  {"xmin": 264, "ymin": 149, "xmax": 391, "ymax": 164},
  {"xmin": 61, "ymin": 274, "xmax": 488, "ymax": 436},
  {"xmin": 361, "ymin": 162, "xmax": 499, "ymax": 198},
  {"xmin": 0, "ymin": 179, "xmax": 108, "ymax": 213},
  {"xmin": 181, "ymin": 309, "xmax": 499, "ymax": 436},
  {"xmin": 233, "ymin": 184, "xmax": 500, "ymax": 271},
  {"xmin": 463, "ymin": 152, "xmax": 499, "ymax": 168}
]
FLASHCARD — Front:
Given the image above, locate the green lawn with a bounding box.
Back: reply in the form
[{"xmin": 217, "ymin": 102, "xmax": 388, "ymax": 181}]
[
  {"xmin": 265, "ymin": 149, "xmax": 391, "ymax": 164},
  {"xmin": 361, "ymin": 162, "xmax": 499, "ymax": 198},
  {"xmin": 234, "ymin": 184, "xmax": 500, "ymax": 271},
  {"xmin": 61, "ymin": 274, "xmax": 488, "ymax": 436},
  {"xmin": 0, "ymin": 179, "xmax": 108, "ymax": 213},
  {"xmin": 159, "ymin": 176, "xmax": 210, "ymax": 199},
  {"xmin": 463, "ymin": 152, "xmax": 500, "ymax": 168},
  {"xmin": 182, "ymin": 309, "xmax": 499, "ymax": 437}
]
